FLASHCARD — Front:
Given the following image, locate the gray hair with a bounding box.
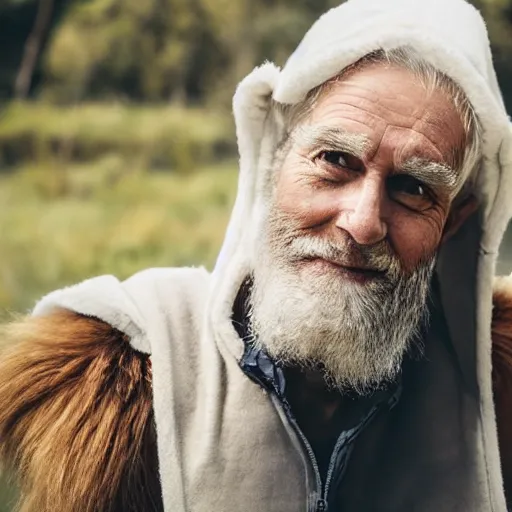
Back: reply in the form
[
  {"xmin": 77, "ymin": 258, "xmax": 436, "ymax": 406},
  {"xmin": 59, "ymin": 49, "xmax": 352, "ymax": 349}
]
[{"xmin": 272, "ymin": 46, "xmax": 482, "ymax": 198}]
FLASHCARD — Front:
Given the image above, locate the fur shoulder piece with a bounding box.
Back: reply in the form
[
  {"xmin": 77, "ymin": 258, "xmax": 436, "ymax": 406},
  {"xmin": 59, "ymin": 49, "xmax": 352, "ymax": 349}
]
[
  {"xmin": 0, "ymin": 309, "xmax": 163, "ymax": 512},
  {"xmin": 492, "ymin": 274, "xmax": 512, "ymax": 504}
]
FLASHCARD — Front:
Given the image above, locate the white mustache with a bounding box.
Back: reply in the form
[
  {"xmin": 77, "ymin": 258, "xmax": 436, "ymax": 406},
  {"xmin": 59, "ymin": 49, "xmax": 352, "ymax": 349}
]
[{"xmin": 287, "ymin": 236, "xmax": 399, "ymax": 275}]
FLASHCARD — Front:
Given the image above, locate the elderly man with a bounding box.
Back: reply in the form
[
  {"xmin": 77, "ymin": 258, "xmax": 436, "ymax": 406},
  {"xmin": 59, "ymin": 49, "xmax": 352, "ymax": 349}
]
[{"xmin": 2, "ymin": 0, "xmax": 512, "ymax": 510}]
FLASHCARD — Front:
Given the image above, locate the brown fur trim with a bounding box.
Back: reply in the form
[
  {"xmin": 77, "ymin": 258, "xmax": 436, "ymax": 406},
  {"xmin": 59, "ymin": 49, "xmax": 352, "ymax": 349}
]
[
  {"xmin": 492, "ymin": 275, "xmax": 512, "ymax": 505},
  {"xmin": 0, "ymin": 309, "xmax": 163, "ymax": 512}
]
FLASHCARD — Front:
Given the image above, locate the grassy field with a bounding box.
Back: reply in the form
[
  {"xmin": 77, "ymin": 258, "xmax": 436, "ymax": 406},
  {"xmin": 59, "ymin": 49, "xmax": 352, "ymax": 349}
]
[
  {"xmin": 0, "ymin": 160, "xmax": 238, "ymax": 321},
  {"xmin": 0, "ymin": 101, "xmax": 238, "ymax": 319}
]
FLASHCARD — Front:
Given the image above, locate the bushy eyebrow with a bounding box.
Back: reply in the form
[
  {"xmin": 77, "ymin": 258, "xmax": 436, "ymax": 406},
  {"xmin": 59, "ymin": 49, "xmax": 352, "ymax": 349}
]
[
  {"xmin": 398, "ymin": 157, "xmax": 461, "ymax": 196},
  {"xmin": 291, "ymin": 126, "xmax": 462, "ymax": 196},
  {"xmin": 292, "ymin": 125, "xmax": 370, "ymax": 158}
]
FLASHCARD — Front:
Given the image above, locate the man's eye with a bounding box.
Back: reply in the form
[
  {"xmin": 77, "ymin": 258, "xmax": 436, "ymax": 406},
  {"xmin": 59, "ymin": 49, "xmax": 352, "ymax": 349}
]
[
  {"xmin": 319, "ymin": 151, "xmax": 348, "ymax": 167},
  {"xmin": 388, "ymin": 175, "xmax": 434, "ymax": 211},
  {"xmin": 391, "ymin": 175, "xmax": 426, "ymax": 196},
  {"xmin": 319, "ymin": 151, "xmax": 352, "ymax": 168}
]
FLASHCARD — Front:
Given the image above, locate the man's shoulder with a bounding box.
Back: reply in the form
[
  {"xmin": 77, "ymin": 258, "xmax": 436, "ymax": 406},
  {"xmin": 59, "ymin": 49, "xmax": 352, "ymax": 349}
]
[
  {"xmin": 123, "ymin": 266, "xmax": 212, "ymax": 318},
  {"xmin": 33, "ymin": 266, "xmax": 212, "ymax": 354}
]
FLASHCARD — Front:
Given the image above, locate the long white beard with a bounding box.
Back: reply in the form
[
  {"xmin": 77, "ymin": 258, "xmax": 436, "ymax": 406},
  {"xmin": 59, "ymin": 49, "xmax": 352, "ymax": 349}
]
[{"xmin": 248, "ymin": 207, "xmax": 436, "ymax": 395}]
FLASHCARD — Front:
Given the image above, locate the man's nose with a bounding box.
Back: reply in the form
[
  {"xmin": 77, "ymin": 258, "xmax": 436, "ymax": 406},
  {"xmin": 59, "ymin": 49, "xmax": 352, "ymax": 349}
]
[{"xmin": 335, "ymin": 179, "xmax": 387, "ymax": 246}]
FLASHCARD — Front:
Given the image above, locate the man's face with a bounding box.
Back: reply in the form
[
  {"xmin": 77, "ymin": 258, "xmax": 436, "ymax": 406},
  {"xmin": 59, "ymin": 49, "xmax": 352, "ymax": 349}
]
[
  {"xmin": 249, "ymin": 63, "xmax": 470, "ymax": 393},
  {"xmin": 276, "ymin": 63, "xmax": 465, "ymax": 275}
]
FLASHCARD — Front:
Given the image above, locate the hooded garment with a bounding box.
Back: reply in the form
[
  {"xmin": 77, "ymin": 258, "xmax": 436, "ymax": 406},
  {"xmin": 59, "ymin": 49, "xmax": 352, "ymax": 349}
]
[{"xmin": 32, "ymin": 0, "xmax": 512, "ymax": 510}]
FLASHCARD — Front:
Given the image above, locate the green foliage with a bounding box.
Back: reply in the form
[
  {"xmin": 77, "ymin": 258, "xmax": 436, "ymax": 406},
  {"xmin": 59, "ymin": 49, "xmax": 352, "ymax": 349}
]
[{"xmin": 43, "ymin": 0, "xmax": 227, "ymax": 103}]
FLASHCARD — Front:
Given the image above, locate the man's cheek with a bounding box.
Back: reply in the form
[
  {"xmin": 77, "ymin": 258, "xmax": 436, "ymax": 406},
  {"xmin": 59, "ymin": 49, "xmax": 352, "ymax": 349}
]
[
  {"xmin": 395, "ymin": 232, "xmax": 440, "ymax": 272},
  {"xmin": 279, "ymin": 191, "xmax": 337, "ymax": 230}
]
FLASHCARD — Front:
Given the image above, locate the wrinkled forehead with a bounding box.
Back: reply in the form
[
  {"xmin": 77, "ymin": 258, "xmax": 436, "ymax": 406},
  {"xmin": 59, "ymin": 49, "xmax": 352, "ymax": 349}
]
[{"xmin": 294, "ymin": 63, "xmax": 467, "ymax": 172}]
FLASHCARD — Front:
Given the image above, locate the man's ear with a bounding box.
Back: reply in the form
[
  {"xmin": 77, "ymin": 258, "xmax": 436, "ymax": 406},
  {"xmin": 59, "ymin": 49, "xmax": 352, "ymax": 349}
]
[{"xmin": 442, "ymin": 193, "xmax": 479, "ymax": 243}]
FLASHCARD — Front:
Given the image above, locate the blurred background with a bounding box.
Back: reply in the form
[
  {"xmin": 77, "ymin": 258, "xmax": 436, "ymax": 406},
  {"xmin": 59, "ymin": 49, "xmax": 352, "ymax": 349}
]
[{"xmin": 1, "ymin": 0, "xmax": 512, "ymax": 507}]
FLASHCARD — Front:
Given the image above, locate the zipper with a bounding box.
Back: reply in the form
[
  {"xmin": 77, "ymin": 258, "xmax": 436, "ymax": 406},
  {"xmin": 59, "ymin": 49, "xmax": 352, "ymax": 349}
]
[
  {"xmin": 323, "ymin": 431, "xmax": 347, "ymax": 504},
  {"xmin": 273, "ymin": 390, "xmax": 368, "ymax": 512},
  {"xmin": 315, "ymin": 499, "xmax": 328, "ymax": 512},
  {"xmin": 278, "ymin": 392, "xmax": 384, "ymax": 512},
  {"xmin": 240, "ymin": 345, "xmax": 400, "ymax": 512},
  {"xmin": 244, "ymin": 364, "xmax": 325, "ymax": 511},
  {"xmin": 269, "ymin": 393, "xmax": 324, "ymax": 510},
  {"xmin": 322, "ymin": 401, "xmax": 389, "ymax": 505},
  {"xmin": 242, "ymin": 358, "xmax": 347, "ymax": 511}
]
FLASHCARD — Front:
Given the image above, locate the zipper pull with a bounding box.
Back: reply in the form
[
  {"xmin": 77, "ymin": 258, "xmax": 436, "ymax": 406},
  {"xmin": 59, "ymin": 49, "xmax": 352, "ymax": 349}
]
[{"xmin": 316, "ymin": 498, "xmax": 328, "ymax": 512}]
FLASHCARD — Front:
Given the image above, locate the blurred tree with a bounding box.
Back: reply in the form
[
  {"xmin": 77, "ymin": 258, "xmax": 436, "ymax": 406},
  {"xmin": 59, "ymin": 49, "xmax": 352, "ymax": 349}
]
[
  {"xmin": 0, "ymin": 0, "xmax": 68, "ymax": 100},
  {"xmin": 14, "ymin": 0, "xmax": 55, "ymax": 98}
]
